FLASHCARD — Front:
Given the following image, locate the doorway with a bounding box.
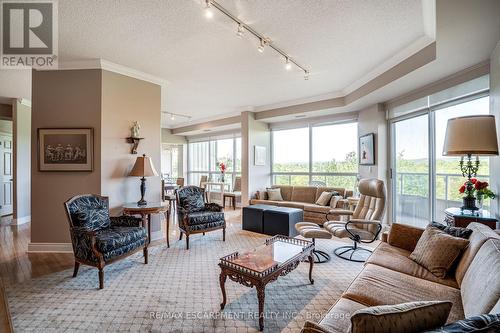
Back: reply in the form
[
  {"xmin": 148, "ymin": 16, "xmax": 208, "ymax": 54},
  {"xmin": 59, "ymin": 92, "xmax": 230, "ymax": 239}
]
[{"xmin": 0, "ymin": 121, "xmax": 13, "ymax": 218}]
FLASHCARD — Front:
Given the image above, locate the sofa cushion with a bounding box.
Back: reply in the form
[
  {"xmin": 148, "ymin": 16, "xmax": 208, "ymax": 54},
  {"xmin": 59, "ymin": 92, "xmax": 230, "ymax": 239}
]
[
  {"xmin": 278, "ymin": 201, "xmax": 305, "ymax": 209},
  {"xmin": 291, "ymin": 186, "xmax": 317, "ymax": 203},
  {"xmin": 425, "ymin": 313, "xmax": 500, "ymax": 333},
  {"xmin": 330, "ymin": 195, "xmax": 344, "ymax": 208},
  {"xmin": 250, "ymin": 199, "xmax": 283, "ymax": 206},
  {"xmin": 315, "ymin": 187, "xmax": 346, "ymax": 201},
  {"xmin": 461, "ymin": 238, "xmax": 500, "ymax": 317},
  {"xmin": 455, "ymin": 222, "xmax": 500, "ymax": 286},
  {"xmin": 349, "ymin": 301, "xmax": 452, "ymax": 333},
  {"xmin": 387, "ymin": 223, "xmax": 425, "ymax": 252},
  {"xmin": 343, "ymin": 264, "xmax": 464, "ymax": 323},
  {"xmin": 316, "ymin": 191, "xmax": 333, "ymax": 206},
  {"xmin": 431, "ymin": 222, "xmax": 472, "ymax": 239},
  {"xmin": 409, "ymin": 226, "xmax": 469, "ymax": 279},
  {"xmin": 95, "ymin": 226, "xmax": 147, "ymax": 253},
  {"xmin": 187, "ymin": 211, "xmax": 225, "ymax": 226},
  {"xmin": 303, "ymin": 204, "xmax": 332, "ymax": 214},
  {"xmin": 318, "ymin": 298, "xmax": 367, "ymax": 333},
  {"xmin": 266, "ymin": 188, "xmax": 283, "ymax": 201},
  {"xmin": 367, "ymin": 242, "xmax": 458, "ymax": 288},
  {"xmin": 272, "ymin": 185, "xmax": 294, "ymax": 201}
]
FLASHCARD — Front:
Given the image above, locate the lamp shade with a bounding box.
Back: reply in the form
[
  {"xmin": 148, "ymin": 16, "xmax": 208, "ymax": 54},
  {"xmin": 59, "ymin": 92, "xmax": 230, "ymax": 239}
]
[
  {"xmin": 128, "ymin": 154, "xmax": 158, "ymax": 177},
  {"xmin": 443, "ymin": 115, "xmax": 499, "ymax": 156}
]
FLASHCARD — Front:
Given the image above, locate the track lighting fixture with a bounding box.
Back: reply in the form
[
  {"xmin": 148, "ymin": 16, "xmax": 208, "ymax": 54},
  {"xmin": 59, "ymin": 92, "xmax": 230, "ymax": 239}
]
[
  {"xmin": 200, "ymin": 0, "xmax": 310, "ymax": 79},
  {"xmin": 204, "ymin": 0, "xmax": 213, "ymax": 19},
  {"xmin": 236, "ymin": 23, "xmax": 244, "ymax": 37}
]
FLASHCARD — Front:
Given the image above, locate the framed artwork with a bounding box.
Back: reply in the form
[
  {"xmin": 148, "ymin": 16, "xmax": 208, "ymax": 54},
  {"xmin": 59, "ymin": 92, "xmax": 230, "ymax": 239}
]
[
  {"xmin": 359, "ymin": 133, "xmax": 375, "ymax": 165},
  {"xmin": 254, "ymin": 146, "xmax": 266, "ymax": 166},
  {"xmin": 38, "ymin": 128, "xmax": 94, "ymax": 171}
]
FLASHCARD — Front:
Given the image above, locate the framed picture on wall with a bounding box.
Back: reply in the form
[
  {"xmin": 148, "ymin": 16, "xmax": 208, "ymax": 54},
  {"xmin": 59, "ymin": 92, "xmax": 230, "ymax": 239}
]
[
  {"xmin": 359, "ymin": 133, "xmax": 375, "ymax": 165},
  {"xmin": 254, "ymin": 146, "xmax": 266, "ymax": 166},
  {"xmin": 38, "ymin": 128, "xmax": 94, "ymax": 171}
]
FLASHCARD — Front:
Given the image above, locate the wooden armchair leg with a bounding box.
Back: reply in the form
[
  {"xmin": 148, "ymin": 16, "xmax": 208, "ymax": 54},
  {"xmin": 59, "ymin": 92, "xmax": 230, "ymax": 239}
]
[
  {"xmin": 186, "ymin": 235, "xmax": 190, "ymax": 250},
  {"xmin": 223, "ymin": 227, "xmax": 226, "ymax": 242},
  {"xmin": 179, "ymin": 232, "xmax": 183, "ymax": 240},
  {"xmin": 72, "ymin": 261, "xmax": 80, "ymax": 277},
  {"xmin": 98, "ymin": 268, "xmax": 104, "ymax": 289},
  {"xmin": 143, "ymin": 246, "xmax": 148, "ymax": 264}
]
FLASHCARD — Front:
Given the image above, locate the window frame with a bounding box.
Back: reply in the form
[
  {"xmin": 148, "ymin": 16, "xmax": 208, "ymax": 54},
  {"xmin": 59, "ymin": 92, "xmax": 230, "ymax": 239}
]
[{"xmin": 270, "ymin": 121, "xmax": 359, "ymax": 186}]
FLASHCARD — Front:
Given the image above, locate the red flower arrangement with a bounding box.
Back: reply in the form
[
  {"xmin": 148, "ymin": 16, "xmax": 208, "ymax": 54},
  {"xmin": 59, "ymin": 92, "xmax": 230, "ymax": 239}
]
[
  {"xmin": 218, "ymin": 162, "xmax": 226, "ymax": 174},
  {"xmin": 459, "ymin": 178, "xmax": 495, "ymax": 199}
]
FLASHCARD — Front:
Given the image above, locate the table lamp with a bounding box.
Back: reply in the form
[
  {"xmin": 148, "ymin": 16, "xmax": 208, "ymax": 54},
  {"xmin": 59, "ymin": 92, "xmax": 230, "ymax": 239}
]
[
  {"xmin": 443, "ymin": 115, "xmax": 498, "ymax": 211},
  {"xmin": 129, "ymin": 154, "xmax": 158, "ymax": 206}
]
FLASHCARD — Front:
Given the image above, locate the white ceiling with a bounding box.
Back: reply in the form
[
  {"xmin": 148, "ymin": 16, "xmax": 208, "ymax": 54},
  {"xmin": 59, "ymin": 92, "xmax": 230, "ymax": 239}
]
[{"xmin": 0, "ymin": 0, "xmax": 498, "ymax": 131}]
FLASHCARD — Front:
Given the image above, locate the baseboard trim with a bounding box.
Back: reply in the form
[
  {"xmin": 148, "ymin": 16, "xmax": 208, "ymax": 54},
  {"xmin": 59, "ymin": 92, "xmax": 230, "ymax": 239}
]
[
  {"xmin": 12, "ymin": 215, "xmax": 30, "ymax": 225},
  {"xmin": 27, "ymin": 242, "xmax": 73, "ymax": 253}
]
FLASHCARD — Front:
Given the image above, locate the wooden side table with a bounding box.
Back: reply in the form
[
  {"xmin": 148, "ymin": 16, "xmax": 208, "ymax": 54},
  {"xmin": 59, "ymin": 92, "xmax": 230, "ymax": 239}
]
[
  {"xmin": 444, "ymin": 207, "xmax": 498, "ymax": 229},
  {"xmin": 123, "ymin": 202, "xmax": 170, "ymax": 247}
]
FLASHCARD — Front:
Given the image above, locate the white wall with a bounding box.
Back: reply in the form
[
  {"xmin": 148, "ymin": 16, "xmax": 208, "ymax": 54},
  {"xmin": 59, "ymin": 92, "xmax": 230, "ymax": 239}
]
[
  {"xmin": 357, "ymin": 104, "xmax": 388, "ymax": 182},
  {"xmin": 357, "ymin": 103, "xmax": 389, "ymax": 223},
  {"xmin": 489, "ymin": 41, "xmax": 500, "ymax": 220},
  {"xmin": 241, "ymin": 111, "xmax": 271, "ymax": 206},
  {"xmin": 13, "ymin": 100, "xmax": 31, "ymax": 224}
]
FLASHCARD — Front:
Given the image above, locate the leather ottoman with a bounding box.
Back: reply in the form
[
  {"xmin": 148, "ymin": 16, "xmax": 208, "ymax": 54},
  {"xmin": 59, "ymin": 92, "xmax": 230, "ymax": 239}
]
[
  {"xmin": 242, "ymin": 204, "xmax": 276, "ymax": 233},
  {"xmin": 263, "ymin": 207, "xmax": 303, "ymax": 237}
]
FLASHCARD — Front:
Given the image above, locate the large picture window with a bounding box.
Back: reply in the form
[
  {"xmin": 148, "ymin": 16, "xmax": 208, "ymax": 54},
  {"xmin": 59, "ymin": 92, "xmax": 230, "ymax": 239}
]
[
  {"xmin": 187, "ymin": 136, "xmax": 241, "ymax": 188},
  {"xmin": 391, "ymin": 94, "xmax": 490, "ymax": 228},
  {"xmin": 271, "ymin": 122, "xmax": 358, "ymax": 189}
]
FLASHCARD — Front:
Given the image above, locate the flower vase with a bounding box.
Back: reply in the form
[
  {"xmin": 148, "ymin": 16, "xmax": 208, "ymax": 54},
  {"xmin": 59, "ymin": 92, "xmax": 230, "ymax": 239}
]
[{"xmin": 476, "ymin": 194, "xmax": 484, "ymax": 211}]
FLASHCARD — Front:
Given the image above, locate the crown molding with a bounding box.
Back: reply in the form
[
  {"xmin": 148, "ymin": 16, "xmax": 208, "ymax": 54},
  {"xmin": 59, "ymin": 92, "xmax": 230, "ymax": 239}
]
[{"xmin": 54, "ymin": 59, "xmax": 168, "ymax": 87}]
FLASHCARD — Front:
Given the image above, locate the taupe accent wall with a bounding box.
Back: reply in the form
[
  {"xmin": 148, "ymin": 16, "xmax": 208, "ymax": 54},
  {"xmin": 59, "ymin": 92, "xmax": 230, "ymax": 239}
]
[
  {"xmin": 31, "ymin": 69, "xmax": 162, "ymax": 245},
  {"xmin": 101, "ymin": 70, "xmax": 162, "ymax": 225},
  {"xmin": 31, "ymin": 69, "xmax": 102, "ymax": 244}
]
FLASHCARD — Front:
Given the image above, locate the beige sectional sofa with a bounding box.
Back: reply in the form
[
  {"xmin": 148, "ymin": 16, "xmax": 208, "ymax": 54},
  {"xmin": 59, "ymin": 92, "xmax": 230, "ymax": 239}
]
[
  {"xmin": 302, "ymin": 222, "xmax": 500, "ymax": 333},
  {"xmin": 250, "ymin": 185, "xmax": 353, "ymax": 224}
]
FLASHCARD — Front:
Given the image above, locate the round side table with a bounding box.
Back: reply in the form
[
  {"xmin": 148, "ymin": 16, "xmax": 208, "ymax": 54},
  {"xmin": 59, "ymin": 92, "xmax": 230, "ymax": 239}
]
[{"xmin": 123, "ymin": 202, "xmax": 170, "ymax": 247}]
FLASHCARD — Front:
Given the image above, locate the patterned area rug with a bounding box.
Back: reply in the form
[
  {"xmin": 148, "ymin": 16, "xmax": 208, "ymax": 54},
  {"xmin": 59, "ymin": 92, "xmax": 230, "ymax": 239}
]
[{"xmin": 7, "ymin": 225, "xmax": 363, "ymax": 332}]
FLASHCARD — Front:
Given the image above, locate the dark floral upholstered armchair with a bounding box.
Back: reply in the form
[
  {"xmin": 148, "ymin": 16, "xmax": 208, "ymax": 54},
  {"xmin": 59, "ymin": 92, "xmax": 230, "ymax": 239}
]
[
  {"xmin": 64, "ymin": 194, "xmax": 148, "ymax": 289},
  {"xmin": 176, "ymin": 186, "xmax": 226, "ymax": 249}
]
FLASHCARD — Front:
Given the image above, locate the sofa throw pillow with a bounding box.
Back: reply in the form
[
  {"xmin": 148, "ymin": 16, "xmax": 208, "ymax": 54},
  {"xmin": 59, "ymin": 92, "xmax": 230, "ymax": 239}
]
[
  {"xmin": 349, "ymin": 301, "xmax": 452, "ymax": 333},
  {"xmin": 410, "ymin": 225, "xmax": 469, "ymax": 278},
  {"xmin": 423, "ymin": 313, "xmax": 500, "ymax": 333},
  {"xmin": 330, "ymin": 195, "xmax": 344, "ymax": 208},
  {"xmin": 430, "ymin": 221, "xmax": 473, "ymax": 239},
  {"xmin": 266, "ymin": 188, "xmax": 283, "ymax": 201},
  {"xmin": 315, "ymin": 191, "xmax": 333, "ymax": 206}
]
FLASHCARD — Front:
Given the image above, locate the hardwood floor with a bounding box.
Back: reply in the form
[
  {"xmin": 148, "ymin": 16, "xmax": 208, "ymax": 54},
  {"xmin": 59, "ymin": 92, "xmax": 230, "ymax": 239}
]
[{"xmin": 0, "ymin": 208, "xmax": 242, "ymax": 331}]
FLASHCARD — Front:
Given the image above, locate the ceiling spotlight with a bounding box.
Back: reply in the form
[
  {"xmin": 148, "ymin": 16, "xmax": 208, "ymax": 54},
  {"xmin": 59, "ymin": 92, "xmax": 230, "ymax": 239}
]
[
  {"xmin": 170, "ymin": 114, "xmax": 175, "ymax": 120},
  {"xmin": 204, "ymin": 0, "xmax": 213, "ymax": 19},
  {"xmin": 258, "ymin": 39, "xmax": 266, "ymax": 53},
  {"xmin": 236, "ymin": 23, "xmax": 244, "ymax": 37},
  {"xmin": 304, "ymin": 70, "xmax": 309, "ymax": 80},
  {"xmin": 285, "ymin": 58, "xmax": 292, "ymax": 71}
]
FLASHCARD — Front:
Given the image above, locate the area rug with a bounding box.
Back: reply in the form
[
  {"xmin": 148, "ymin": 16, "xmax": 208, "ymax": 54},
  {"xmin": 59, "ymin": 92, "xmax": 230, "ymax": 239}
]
[{"xmin": 6, "ymin": 225, "xmax": 363, "ymax": 332}]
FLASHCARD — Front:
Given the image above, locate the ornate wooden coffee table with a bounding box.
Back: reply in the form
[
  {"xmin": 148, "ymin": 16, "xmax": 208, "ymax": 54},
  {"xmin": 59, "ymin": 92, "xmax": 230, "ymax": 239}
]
[{"xmin": 219, "ymin": 235, "xmax": 314, "ymax": 331}]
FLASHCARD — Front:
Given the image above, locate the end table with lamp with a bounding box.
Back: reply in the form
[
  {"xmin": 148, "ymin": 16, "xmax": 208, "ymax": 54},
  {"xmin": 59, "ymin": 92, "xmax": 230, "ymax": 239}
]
[
  {"xmin": 443, "ymin": 115, "xmax": 499, "ymax": 212},
  {"xmin": 127, "ymin": 154, "xmax": 171, "ymax": 246}
]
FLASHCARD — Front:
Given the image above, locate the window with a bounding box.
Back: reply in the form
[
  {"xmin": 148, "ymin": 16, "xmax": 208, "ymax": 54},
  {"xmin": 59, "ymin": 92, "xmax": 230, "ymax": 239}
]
[
  {"xmin": 271, "ymin": 122, "xmax": 358, "ymax": 188},
  {"xmin": 390, "ymin": 95, "xmax": 490, "ymax": 228},
  {"xmin": 187, "ymin": 136, "xmax": 241, "ymax": 187}
]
